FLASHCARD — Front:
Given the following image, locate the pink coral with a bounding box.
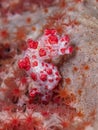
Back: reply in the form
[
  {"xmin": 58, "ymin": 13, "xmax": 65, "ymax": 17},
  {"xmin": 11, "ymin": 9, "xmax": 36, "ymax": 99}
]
[{"xmin": 18, "ymin": 29, "xmax": 73, "ymax": 102}]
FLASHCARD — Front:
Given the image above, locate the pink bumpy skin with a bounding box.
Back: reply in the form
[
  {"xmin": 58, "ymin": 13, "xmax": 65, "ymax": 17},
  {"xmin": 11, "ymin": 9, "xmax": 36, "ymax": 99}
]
[{"xmin": 18, "ymin": 29, "xmax": 73, "ymax": 101}]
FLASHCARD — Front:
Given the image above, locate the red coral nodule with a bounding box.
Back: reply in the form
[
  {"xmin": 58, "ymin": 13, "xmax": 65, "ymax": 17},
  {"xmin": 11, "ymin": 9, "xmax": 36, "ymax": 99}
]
[
  {"xmin": 18, "ymin": 57, "xmax": 31, "ymax": 71},
  {"xmin": 44, "ymin": 29, "xmax": 57, "ymax": 35},
  {"xmin": 39, "ymin": 48, "xmax": 46, "ymax": 57},
  {"xmin": 40, "ymin": 73, "xmax": 47, "ymax": 81},
  {"xmin": 27, "ymin": 39, "xmax": 38, "ymax": 49},
  {"xmin": 48, "ymin": 35, "xmax": 58, "ymax": 44},
  {"xmin": 31, "ymin": 72, "xmax": 37, "ymax": 81}
]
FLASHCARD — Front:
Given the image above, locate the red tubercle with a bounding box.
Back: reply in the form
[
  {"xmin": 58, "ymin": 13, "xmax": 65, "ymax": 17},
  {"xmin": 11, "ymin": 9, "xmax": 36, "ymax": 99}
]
[
  {"xmin": 40, "ymin": 73, "xmax": 47, "ymax": 81},
  {"xmin": 32, "ymin": 55, "xmax": 37, "ymax": 59},
  {"xmin": 27, "ymin": 39, "xmax": 38, "ymax": 49},
  {"xmin": 18, "ymin": 57, "xmax": 31, "ymax": 71},
  {"xmin": 42, "ymin": 62, "xmax": 45, "ymax": 66},
  {"xmin": 39, "ymin": 48, "xmax": 46, "ymax": 57},
  {"xmin": 44, "ymin": 29, "xmax": 57, "ymax": 35},
  {"xmin": 32, "ymin": 60, "xmax": 38, "ymax": 67},
  {"xmin": 64, "ymin": 46, "xmax": 73, "ymax": 54},
  {"xmin": 48, "ymin": 79, "xmax": 53, "ymax": 82},
  {"xmin": 24, "ymin": 57, "xmax": 30, "ymax": 71},
  {"xmin": 18, "ymin": 59, "xmax": 24, "ymax": 68},
  {"xmin": 25, "ymin": 57, "xmax": 30, "ymax": 62},
  {"xmin": 48, "ymin": 35, "xmax": 58, "ymax": 44},
  {"xmin": 18, "ymin": 60, "xmax": 23, "ymax": 68},
  {"xmin": 55, "ymin": 72, "xmax": 59, "ymax": 76},
  {"xmin": 45, "ymin": 63, "xmax": 48, "ymax": 67},
  {"xmin": 55, "ymin": 72, "xmax": 61, "ymax": 81},
  {"xmin": 46, "ymin": 45, "xmax": 52, "ymax": 50},
  {"xmin": 46, "ymin": 69, "xmax": 52, "ymax": 75},
  {"xmin": 61, "ymin": 35, "xmax": 70, "ymax": 42},
  {"xmin": 31, "ymin": 72, "xmax": 37, "ymax": 81},
  {"xmin": 60, "ymin": 48, "xmax": 66, "ymax": 54}
]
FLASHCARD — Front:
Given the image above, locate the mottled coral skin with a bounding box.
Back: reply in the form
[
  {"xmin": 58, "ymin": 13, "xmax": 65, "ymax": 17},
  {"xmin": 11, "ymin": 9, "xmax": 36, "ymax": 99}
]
[{"xmin": 18, "ymin": 29, "xmax": 73, "ymax": 101}]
